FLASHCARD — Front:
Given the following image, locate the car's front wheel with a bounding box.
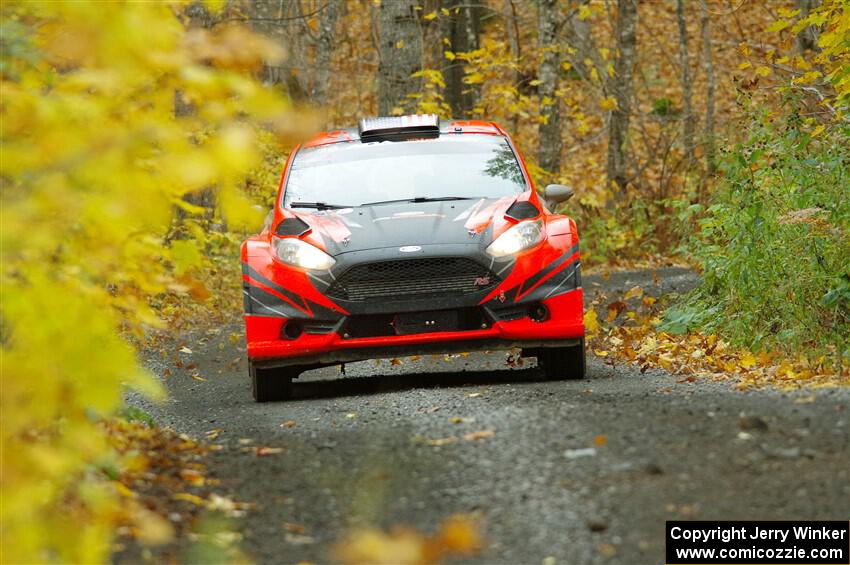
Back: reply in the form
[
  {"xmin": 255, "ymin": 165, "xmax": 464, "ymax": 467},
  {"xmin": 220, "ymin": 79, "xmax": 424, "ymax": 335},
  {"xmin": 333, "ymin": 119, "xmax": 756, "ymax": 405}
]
[
  {"xmin": 250, "ymin": 363, "xmax": 298, "ymax": 402},
  {"xmin": 533, "ymin": 338, "xmax": 586, "ymax": 380}
]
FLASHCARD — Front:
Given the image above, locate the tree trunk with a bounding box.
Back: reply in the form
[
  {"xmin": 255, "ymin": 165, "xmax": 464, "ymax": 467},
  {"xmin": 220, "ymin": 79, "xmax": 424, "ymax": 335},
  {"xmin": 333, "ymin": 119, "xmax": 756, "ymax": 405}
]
[
  {"xmin": 445, "ymin": 2, "xmax": 482, "ymax": 117},
  {"xmin": 606, "ymin": 0, "xmax": 638, "ymax": 196},
  {"xmin": 796, "ymin": 0, "xmax": 821, "ymax": 53},
  {"xmin": 174, "ymin": 1, "xmax": 216, "ymax": 226},
  {"xmin": 537, "ymin": 0, "xmax": 561, "ymax": 175},
  {"xmin": 699, "ymin": 0, "xmax": 716, "ymax": 175},
  {"xmin": 312, "ymin": 0, "xmax": 340, "ymax": 108},
  {"xmin": 504, "ymin": 0, "xmax": 523, "ymax": 131},
  {"xmin": 175, "ymin": 1, "xmax": 211, "ymax": 118},
  {"xmin": 243, "ymin": 0, "xmax": 310, "ymax": 103},
  {"xmin": 677, "ymin": 0, "xmax": 695, "ymax": 169},
  {"xmin": 378, "ymin": 0, "xmax": 423, "ymax": 115}
]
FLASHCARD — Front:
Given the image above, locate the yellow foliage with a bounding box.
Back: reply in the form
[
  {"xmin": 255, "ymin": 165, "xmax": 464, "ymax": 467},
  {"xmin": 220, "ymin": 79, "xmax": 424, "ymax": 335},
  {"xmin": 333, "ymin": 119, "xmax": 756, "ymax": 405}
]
[
  {"xmin": 0, "ymin": 0, "xmax": 293, "ymax": 561},
  {"xmin": 599, "ymin": 96, "xmax": 618, "ymax": 111}
]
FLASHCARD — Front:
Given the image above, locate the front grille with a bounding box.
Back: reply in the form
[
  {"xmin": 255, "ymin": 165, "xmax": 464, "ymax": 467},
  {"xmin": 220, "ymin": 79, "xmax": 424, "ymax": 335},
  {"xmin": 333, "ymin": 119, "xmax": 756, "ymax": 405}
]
[{"xmin": 327, "ymin": 257, "xmax": 498, "ymax": 302}]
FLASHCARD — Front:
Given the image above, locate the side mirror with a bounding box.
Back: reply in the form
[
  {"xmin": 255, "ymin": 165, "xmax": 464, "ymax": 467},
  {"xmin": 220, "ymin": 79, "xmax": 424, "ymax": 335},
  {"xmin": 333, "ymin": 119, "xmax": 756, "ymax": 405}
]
[{"xmin": 544, "ymin": 184, "xmax": 574, "ymax": 208}]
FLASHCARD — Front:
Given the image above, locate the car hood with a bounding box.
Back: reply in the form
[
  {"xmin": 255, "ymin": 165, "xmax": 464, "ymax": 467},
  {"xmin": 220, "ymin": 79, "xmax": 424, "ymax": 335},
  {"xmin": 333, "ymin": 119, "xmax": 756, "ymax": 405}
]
[{"xmin": 292, "ymin": 196, "xmax": 522, "ymax": 256}]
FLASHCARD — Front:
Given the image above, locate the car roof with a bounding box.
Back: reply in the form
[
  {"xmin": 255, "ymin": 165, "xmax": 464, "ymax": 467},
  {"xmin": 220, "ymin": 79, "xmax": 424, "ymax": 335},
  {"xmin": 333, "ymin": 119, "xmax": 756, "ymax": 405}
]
[{"xmin": 302, "ymin": 116, "xmax": 508, "ymax": 149}]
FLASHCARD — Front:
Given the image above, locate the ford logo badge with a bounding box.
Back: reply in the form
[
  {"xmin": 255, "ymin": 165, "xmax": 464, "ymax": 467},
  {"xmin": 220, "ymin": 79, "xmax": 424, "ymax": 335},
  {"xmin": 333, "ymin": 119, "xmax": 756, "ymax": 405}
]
[{"xmin": 399, "ymin": 246, "xmax": 422, "ymax": 253}]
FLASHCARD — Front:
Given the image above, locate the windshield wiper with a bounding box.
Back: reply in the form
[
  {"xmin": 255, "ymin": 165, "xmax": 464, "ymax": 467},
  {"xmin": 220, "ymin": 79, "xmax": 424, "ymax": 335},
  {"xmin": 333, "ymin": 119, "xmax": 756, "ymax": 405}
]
[
  {"xmin": 359, "ymin": 196, "xmax": 479, "ymax": 207},
  {"xmin": 289, "ymin": 201, "xmax": 352, "ymax": 210}
]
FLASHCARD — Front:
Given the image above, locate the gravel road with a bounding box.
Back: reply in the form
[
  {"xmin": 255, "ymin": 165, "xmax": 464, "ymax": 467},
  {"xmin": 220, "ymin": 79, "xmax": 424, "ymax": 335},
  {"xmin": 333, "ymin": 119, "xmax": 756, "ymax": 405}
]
[{"xmin": 135, "ymin": 268, "xmax": 850, "ymax": 564}]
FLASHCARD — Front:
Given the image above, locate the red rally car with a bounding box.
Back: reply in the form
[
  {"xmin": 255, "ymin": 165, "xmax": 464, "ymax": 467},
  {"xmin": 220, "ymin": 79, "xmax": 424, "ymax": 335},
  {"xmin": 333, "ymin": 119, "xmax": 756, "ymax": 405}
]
[{"xmin": 242, "ymin": 115, "xmax": 585, "ymax": 401}]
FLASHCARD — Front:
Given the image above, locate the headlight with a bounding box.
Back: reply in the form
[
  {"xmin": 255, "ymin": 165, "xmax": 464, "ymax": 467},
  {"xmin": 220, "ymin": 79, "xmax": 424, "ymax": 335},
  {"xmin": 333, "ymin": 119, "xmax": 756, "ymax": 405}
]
[
  {"xmin": 272, "ymin": 237, "xmax": 336, "ymax": 270},
  {"xmin": 486, "ymin": 219, "xmax": 544, "ymax": 257}
]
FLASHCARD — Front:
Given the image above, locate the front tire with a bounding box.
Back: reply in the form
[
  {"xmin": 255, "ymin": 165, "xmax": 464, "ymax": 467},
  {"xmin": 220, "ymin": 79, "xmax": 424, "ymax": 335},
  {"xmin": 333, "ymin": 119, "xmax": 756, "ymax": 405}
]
[
  {"xmin": 251, "ymin": 363, "xmax": 298, "ymax": 402},
  {"xmin": 535, "ymin": 338, "xmax": 586, "ymax": 380}
]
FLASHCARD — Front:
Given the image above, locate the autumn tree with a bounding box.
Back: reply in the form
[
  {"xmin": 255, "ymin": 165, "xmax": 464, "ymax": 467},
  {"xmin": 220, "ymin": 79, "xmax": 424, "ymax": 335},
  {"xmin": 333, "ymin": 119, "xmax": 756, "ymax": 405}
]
[
  {"xmin": 378, "ymin": 0, "xmax": 423, "ymax": 114},
  {"xmin": 606, "ymin": 0, "xmax": 638, "ymax": 196},
  {"xmin": 313, "ymin": 0, "xmax": 341, "ymax": 107},
  {"xmin": 676, "ymin": 0, "xmax": 695, "ymax": 168},
  {"xmin": 444, "ymin": 1, "xmax": 483, "ymax": 117},
  {"xmin": 0, "ymin": 2, "xmax": 295, "ymax": 560},
  {"xmin": 537, "ymin": 0, "xmax": 562, "ymax": 175},
  {"xmin": 699, "ymin": 0, "xmax": 716, "ymax": 174}
]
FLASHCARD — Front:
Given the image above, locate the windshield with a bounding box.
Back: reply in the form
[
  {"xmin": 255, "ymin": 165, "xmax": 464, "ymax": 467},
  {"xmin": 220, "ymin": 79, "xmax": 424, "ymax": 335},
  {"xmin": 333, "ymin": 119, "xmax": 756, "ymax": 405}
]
[{"xmin": 283, "ymin": 135, "xmax": 527, "ymax": 208}]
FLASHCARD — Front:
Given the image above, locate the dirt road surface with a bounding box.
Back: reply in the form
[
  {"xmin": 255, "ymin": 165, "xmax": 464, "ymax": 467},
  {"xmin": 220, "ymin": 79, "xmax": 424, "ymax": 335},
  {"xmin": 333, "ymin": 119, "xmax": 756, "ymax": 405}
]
[{"xmin": 132, "ymin": 268, "xmax": 850, "ymax": 564}]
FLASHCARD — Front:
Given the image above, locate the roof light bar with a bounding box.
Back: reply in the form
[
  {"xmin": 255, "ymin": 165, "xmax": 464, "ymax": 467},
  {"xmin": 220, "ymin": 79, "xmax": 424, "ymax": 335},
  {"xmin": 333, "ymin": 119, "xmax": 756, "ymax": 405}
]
[{"xmin": 358, "ymin": 114, "xmax": 440, "ymax": 142}]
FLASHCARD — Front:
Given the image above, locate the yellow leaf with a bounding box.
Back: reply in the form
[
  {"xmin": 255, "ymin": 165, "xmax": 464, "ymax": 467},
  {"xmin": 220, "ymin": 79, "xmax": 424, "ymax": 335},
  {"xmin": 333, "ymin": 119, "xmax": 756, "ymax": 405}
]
[
  {"xmin": 766, "ymin": 19, "xmax": 791, "ymax": 33},
  {"xmin": 755, "ymin": 65, "xmax": 771, "ymax": 77},
  {"xmin": 174, "ymin": 493, "xmax": 206, "ymax": 506},
  {"xmin": 395, "ymin": 40, "xmax": 405, "ymax": 49},
  {"xmin": 423, "ymin": 10, "xmax": 437, "ymax": 20},
  {"xmin": 584, "ymin": 309, "xmax": 600, "ymax": 334},
  {"xmin": 777, "ymin": 7, "xmax": 801, "ymax": 18},
  {"xmin": 599, "ymin": 96, "xmax": 618, "ymax": 111},
  {"xmin": 740, "ymin": 353, "xmax": 757, "ymax": 369},
  {"xmin": 810, "ymin": 124, "xmax": 826, "ymax": 137},
  {"xmin": 623, "ymin": 285, "xmax": 643, "ymax": 300},
  {"xmin": 578, "ymin": 5, "xmax": 592, "ymax": 20},
  {"xmin": 738, "ymin": 61, "xmax": 752, "ymax": 70}
]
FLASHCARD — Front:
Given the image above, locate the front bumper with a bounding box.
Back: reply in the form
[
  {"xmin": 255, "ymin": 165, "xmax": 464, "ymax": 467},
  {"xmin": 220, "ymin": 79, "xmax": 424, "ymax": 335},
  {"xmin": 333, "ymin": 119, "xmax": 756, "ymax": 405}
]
[{"xmin": 246, "ymin": 288, "xmax": 584, "ymax": 369}]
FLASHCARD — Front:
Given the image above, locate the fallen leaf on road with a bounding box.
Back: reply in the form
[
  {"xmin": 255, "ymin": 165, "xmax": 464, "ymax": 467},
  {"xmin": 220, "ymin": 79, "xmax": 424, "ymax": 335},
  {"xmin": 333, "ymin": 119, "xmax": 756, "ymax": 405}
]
[
  {"xmin": 255, "ymin": 446, "xmax": 284, "ymax": 456},
  {"xmin": 624, "ymin": 285, "xmax": 644, "ymax": 300},
  {"xmin": 606, "ymin": 300, "xmax": 626, "ymax": 322},
  {"xmin": 390, "ymin": 358, "xmax": 402, "ymax": 365},
  {"xmin": 205, "ymin": 428, "xmax": 223, "ymax": 440},
  {"xmin": 179, "ymin": 346, "xmax": 193, "ymax": 354},
  {"xmin": 410, "ymin": 355, "xmax": 422, "ymax": 362},
  {"xmin": 346, "ymin": 412, "xmax": 357, "ymax": 419},
  {"xmin": 285, "ymin": 532, "xmax": 316, "ymax": 545},
  {"xmin": 280, "ymin": 420, "xmax": 297, "ymax": 428},
  {"xmin": 238, "ymin": 438, "xmax": 253, "ymax": 445},
  {"xmin": 466, "ymin": 392, "xmax": 481, "ymax": 398},
  {"xmin": 463, "ymin": 430, "xmax": 494, "ymax": 441},
  {"xmin": 283, "ymin": 521, "xmax": 307, "ymax": 534},
  {"xmin": 593, "ymin": 435, "xmax": 607, "ymax": 446},
  {"xmin": 173, "ymin": 492, "xmax": 205, "ymax": 506},
  {"xmin": 451, "ymin": 416, "xmax": 475, "ymax": 424},
  {"xmin": 179, "ymin": 468, "xmax": 205, "ymax": 486},
  {"xmin": 191, "ymin": 374, "xmax": 207, "ymax": 382},
  {"xmin": 584, "ymin": 309, "xmax": 600, "ymax": 334},
  {"xmin": 598, "ymin": 542, "xmax": 618, "ymax": 557},
  {"xmin": 794, "ymin": 395, "xmax": 816, "ymax": 404},
  {"xmin": 564, "ymin": 447, "xmax": 597, "ymax": 459},
  {"xmin": 427, "ymin": 437, "xmax": 457, "ymax": 446}
]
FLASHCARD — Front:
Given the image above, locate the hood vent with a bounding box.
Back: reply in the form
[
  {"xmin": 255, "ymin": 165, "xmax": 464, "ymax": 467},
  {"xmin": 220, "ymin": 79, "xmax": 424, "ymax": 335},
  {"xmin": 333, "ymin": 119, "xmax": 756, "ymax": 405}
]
[
  {"xmin": 274, "ymin": 217, "xmax": 311, "ymax": 237},
  {"xmin": 505, "ymin": 201, "xmax": 539, "ymax": 221}
]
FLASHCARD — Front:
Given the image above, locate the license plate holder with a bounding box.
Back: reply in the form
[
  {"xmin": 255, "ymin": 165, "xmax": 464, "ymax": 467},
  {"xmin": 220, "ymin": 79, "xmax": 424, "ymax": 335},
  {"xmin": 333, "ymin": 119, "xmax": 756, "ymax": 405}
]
[{"xmin": 393, "ymin": 310, "xmax": 458, "ymax": 335}]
